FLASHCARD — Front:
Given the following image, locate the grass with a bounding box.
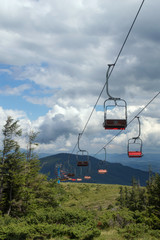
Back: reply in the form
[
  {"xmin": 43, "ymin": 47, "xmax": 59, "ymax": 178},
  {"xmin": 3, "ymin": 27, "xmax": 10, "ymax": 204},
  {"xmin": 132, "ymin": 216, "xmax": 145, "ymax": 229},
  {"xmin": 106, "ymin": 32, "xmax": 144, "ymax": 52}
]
[
  {"xmin": 61, "ymin": 182, "xmax": 120, "ymax": 211},
  {"xmin": 95, "ymin": 229, "xmax": 124, "ymax": 240},
  {"xmin": 58, "ymin": 182, "xmax": 160, "ymax": 240},
  {"xmin": 1, "ymin": 180, "xmax": 159, "ymax": 240},
  {"xmin": 59, "ymin": 182, "xmax": 124, "ymax": 239}
]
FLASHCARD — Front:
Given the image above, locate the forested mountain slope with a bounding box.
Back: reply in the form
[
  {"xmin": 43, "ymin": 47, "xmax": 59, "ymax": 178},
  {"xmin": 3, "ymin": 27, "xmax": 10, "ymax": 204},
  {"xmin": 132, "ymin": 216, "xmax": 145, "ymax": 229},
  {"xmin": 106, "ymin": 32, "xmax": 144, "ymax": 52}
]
[{"xmin": 40, "ymin": 153, "xmax": 150, "ymax": 186}]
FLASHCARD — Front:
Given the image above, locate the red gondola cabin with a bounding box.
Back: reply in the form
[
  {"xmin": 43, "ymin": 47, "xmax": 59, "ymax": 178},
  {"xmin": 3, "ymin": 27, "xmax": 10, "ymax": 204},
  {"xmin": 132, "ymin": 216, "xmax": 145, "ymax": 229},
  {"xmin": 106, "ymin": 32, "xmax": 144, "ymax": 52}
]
[
  {"xmin": 128, "ymin": 151, "xmax": 143, "ymax": 158},
  {"xmin": 77, "ymin": 161, "xmax": 88, "ymax": 167},
  {"xmin": 98, "ymin": 169, "xmax": 107, "ymax": 174}
]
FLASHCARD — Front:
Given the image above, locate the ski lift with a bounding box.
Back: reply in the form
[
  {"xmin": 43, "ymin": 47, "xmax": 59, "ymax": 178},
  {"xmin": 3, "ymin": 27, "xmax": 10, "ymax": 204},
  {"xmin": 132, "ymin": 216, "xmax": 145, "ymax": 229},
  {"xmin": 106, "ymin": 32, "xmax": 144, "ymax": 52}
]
[
  {"xmin": 77, "ymin": 178, "xmax": 82, "ymax": 181},
  {"xmin": 103, "ymin": 64, "xmax": 127, "ymax": 130},
  {"xmin": 98, "ymin": 169, "xmax": 107, "ymax": 174},
  {"xmin": 98, "ymin": 147, "xmax": 107, "ymax": 174},
  {"xmin": 67, "ymin": 173, "xmax": 75, "ymax": 177},
  {"xmin": 128, "ymin": 117, "xmax": 143, "ymax": 158},
  {"xmin": 60, "ymin": 172, "xmax": 69, "ymax": 181},
  {"xmin": 84, "ymin": 176, "xmax": 91, "ymax": 180},
  {"xmin": 60, "ymin": 178, "xmax": 68, "ymax": 182},
  {"xmin": 76, "ymin": 133, "xmax": 89, "ymax": 167},
  {"xmin": 66, "ymin": 154, "xmax": 75, "ymax": 177},
  {"xmin": 77, "ymin": 160, "xmax": 88, "ymax": 166}
]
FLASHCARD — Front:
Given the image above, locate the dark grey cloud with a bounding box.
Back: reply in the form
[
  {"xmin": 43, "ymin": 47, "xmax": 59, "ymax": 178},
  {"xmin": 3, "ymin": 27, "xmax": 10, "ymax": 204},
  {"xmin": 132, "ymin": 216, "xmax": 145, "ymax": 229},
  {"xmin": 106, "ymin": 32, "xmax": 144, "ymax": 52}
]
[{"xmin": 37, "ymin": 113, "xmax": 79, "ymax": 144}]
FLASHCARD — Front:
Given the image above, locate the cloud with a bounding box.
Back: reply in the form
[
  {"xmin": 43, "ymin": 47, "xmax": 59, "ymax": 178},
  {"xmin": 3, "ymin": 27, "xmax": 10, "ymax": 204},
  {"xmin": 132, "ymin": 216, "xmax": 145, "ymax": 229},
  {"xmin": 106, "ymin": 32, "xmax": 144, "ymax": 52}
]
[
  {"xmin": 0, "ymin": 84, "xmax": 31, "ymax": 96},
  {"xmin": 36, "ymin": 106, "xmax": 80, "ymax": 143},
  {"xmin": 0, "ymin": 0, "xmax": 160, "ymax": 155}
]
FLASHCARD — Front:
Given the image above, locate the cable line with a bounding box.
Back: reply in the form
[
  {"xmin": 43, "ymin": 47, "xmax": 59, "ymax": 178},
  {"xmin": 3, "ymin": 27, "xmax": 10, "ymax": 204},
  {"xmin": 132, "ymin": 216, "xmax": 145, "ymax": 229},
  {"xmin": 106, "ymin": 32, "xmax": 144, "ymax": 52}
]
[
  {"xmin": 71, "ymin": 0, "xmax": 146, "ymax": 154},
  {"xmin": 95, "ymin": 91, "xmax": 160, "ymax": 156}
]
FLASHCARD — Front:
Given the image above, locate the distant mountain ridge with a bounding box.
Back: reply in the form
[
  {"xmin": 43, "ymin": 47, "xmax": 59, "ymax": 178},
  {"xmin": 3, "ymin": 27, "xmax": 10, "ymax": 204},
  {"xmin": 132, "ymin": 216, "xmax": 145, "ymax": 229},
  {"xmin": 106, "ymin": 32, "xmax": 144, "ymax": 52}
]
[
  {"xmin": 38, "ymin": 152, "xmax": 160, "ymax": 173},
  {"xmin": 39, "ymin": 153, "xmax": 151, "ymax": 186}
]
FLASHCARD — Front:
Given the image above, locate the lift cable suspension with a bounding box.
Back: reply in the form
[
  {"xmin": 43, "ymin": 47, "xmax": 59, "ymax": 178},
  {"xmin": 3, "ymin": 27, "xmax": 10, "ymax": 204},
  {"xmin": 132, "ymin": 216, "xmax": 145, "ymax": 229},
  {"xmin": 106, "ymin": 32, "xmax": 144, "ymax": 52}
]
[
  {"xmin": 95, "ymin": 91, "xmax": 160, "ymax": 156},
  {"xmin": 128, "ymin": 117, "xmax": 143, "ymax": 158},
  {"xmin": 71, "ymin": 0, "xmax": 146, "ymax": 154}
]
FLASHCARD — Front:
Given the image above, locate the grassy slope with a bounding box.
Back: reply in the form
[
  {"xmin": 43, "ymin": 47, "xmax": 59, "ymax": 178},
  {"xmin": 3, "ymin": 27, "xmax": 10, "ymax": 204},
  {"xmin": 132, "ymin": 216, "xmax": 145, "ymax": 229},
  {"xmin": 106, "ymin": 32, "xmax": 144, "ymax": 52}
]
[
  {"xmin": 52, "ymin": 182, "xmax": 157, "ymax": 240},
  {"xmin": 60, "ymin": 183, "xmax": 125, "ymax": 240},
  {"xmin": 52, "ymin": 182, "xmax": 122, "ymax": 240},
  {"xmin": 61, "ymin": 182, "xmax": 120, "ymax": 211}
]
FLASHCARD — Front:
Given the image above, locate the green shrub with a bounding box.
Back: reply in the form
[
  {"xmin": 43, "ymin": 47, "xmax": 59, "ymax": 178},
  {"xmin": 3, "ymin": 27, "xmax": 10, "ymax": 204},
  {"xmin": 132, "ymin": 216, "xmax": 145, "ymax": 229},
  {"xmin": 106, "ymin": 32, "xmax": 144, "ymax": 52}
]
[
  {"xmin": 0, "ymin": 207, "xmax": 100, "ymax": 240},
  {"xmin": 118, "ymin": 223, "xmax": 148, "ymax": 239},
  {"xmin": 98, "ymin": 208, "xmax": 135, "ymax": 230},
  {"xmin": 118, "ymin": 223, "xmax": 160, "ymax": 240}
]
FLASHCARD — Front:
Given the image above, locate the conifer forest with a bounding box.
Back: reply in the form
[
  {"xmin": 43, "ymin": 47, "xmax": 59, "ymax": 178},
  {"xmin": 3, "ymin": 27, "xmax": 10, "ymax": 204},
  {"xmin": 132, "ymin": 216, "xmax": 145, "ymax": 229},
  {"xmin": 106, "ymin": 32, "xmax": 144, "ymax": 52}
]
[{"xmin": 0, "ymin": 117, "xmax": 160, "ymax": 240}]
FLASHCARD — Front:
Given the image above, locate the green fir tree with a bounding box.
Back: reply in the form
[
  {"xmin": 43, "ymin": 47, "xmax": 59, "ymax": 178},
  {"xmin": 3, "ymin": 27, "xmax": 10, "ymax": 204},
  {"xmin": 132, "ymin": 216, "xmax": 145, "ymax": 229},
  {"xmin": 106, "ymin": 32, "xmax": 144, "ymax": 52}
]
[{"xmin": 0, "ymin": 116, "xmax": 25, "ymax": 215}]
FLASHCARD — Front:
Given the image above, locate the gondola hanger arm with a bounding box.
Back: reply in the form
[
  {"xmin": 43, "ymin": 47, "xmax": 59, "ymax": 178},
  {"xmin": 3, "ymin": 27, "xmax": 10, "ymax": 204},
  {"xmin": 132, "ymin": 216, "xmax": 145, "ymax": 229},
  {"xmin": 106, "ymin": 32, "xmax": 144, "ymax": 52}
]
[
  {"xmin": 106, "ymin": 64, "xmax": 120, "ymax": 101},
  {"xmin": 103, "ymin": 147, "xmax": 106, "ymax": 162},
  {"xmin": 77, "ymin": 133, "xmax": 89, "ymax": 155},
  {"xmin": 132, "ymin": 116, "xmax": 141, "ymax": 140}
]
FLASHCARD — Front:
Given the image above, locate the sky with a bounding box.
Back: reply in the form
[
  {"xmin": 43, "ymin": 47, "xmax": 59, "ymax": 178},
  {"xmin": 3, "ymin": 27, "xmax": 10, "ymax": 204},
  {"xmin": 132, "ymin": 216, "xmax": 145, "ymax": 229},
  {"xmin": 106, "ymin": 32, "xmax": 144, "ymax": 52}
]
[{"xmin": 0, "ymin": 0, "xmax": 160, "ymax": 157}]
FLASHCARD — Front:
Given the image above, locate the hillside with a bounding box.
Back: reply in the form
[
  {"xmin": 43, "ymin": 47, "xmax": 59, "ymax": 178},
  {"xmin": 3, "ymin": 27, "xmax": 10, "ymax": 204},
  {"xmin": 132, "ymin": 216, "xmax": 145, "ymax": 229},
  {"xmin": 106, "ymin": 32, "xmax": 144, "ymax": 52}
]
[
  {"xmin": 40, "ymin": 153, "xmax": 150, "ymax": 186},
  {"xmin": 1, "ymin": 180, "xmax": 160, "ymax": 240},
  {"xmin": 61, "ymin": 182, "xmax": 121, "ymax": 211},
  {"xmin": 54, "ymin": 181, "xmax": 160, "ymax": 240}
]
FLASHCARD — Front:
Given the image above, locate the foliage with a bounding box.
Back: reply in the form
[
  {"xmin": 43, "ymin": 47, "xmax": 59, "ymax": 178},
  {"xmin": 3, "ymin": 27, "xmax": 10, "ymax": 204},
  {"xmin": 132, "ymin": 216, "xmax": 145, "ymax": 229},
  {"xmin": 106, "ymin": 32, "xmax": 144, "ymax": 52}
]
[
  {"xmin": 0, "ymin": 116, "xmax": 25, "ymax": 215},
  {"xmin": 0, "ymin": 208, "xmax": 100, "ymax": 240},
  {"xmin": 0, "ymin": 117, "xmax": 63, "ymax": 217},
  {"xmin": 118, "ymin": 223, "xmax": 160, "ymax": 240},
  {"xmin": 117, "ymin": 179, "xmax": 147, "ymax": 211},
  {"xmin": 0, "ymin": 117, "xmax": 101, "ymax": 240},
  {"xmin": 147, "ymin": 173, "xmax": 160, "ymax": 221},
  {"xmin": 116, "ymin": 174, "xmax": 160, "ymax": 239},
  {"xmin": 0, "ymin": 116, "xmax": 160, "ymax": 239}
]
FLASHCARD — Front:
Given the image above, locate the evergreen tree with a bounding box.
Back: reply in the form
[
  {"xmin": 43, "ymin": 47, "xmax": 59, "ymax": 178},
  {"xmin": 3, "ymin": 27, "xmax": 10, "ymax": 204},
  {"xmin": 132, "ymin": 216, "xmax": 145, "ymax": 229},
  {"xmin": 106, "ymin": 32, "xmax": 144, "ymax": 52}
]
[
  {"xmin": 138, "ymin": 187, "xmax": 146, "ymax": 211},
  {"xmin": 124, "ymin": 186, "xmax": 129, "ymax": 208},
  {"xmin": 19, "ymin": 130, "xmax": 41, "ymax": 214},
  {"xmin": 0, "ymin": 116, "xmax": 25, "ymax": 215},
  {"xmin": 118, "ymin": 186, "xmax": 125, "ymax": 208},
  {"xmin": 147, "ymin": 173, "xmax": 160, "ymax": 218},
  {"xmin": 0, "ymin": 117, "xmax": 60, "ymax": 217},
  {"xmin": 25, "ymin": 130, "xmax": 40, "ymax": 183},
  {"xmin": 117, "ymin": 178, "xmax": 147, "ymax": 212}
]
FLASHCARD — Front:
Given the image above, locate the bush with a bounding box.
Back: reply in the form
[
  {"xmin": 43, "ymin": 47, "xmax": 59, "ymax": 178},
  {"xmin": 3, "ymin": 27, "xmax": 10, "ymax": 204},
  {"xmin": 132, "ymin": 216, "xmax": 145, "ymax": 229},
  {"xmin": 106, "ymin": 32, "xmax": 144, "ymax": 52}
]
[
  {"xmin": 118, "ymin": 223, "xmax": 160, "ymax": 240},
  {"xmin": 98, "ymin": 208, "xmax": 134, "ymax": 230},
  {"xmin": 0, "ymin": 207, "xmax": 100, "ymax": 240}
]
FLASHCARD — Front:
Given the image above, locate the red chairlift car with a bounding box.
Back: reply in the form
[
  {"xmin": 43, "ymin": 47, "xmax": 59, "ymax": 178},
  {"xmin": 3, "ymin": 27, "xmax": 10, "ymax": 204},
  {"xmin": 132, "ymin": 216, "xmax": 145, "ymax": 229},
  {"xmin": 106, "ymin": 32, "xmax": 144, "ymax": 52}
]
[
  {"xmin": 128, "ymin": 151, "xmax": 143, "ymax": 158},
  {"xmin": 128, "ymin": 117, "xmax": 143, "ymax": 158},
  {"xmin": 128, "ymin": 138, "xmax": 143, "ymax": 158},
  {"xmin": 77, "ymin": 178, "xmax": 82, "ymax": 181},
  {"xmin": 76, "ymin": 133, "xmax": 89, "ymax": 167},
  {"xmin": 60, "ymin": 178, "xmax": 68, "ymax": 182},
  {"xmin": 103, "ymin": 100, "xmax": 127, "ymax": 130},
  {"xmin": 67, "ymin": 173, "xmax": 75, "ymax": 177},
  {"xmin": 77, "ymin": 161, "xmax": 88, "ymax": 167},
  {"xmin": 103, "ymin": 64, "xmax": 127, "ymax": 130},
  {"xmin": 84, "ymin": 176, "xmax": 91, "ymax": 180},
  {"xmin": 66, "ymin": 154, "xmax": 76, "ymax": 179},
  {"xmin": 98, "ymin": 148, "xmax": 108, "ymax": 174},
  {"xmin": 98, "ymin": 169, "xmax": 107, "ymax": 174}
]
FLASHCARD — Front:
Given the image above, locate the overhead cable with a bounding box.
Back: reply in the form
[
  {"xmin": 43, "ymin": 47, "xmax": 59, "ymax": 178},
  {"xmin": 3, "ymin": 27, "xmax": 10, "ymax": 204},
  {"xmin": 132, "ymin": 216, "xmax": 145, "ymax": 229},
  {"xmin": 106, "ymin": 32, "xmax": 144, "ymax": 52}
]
[
  {"xmin": 71, "ymin": 0, "xmax": 146, "ymax": 154},
  {"xmin": 94, "ymin": 91, "xmax": 160, "ymax": 156}
]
